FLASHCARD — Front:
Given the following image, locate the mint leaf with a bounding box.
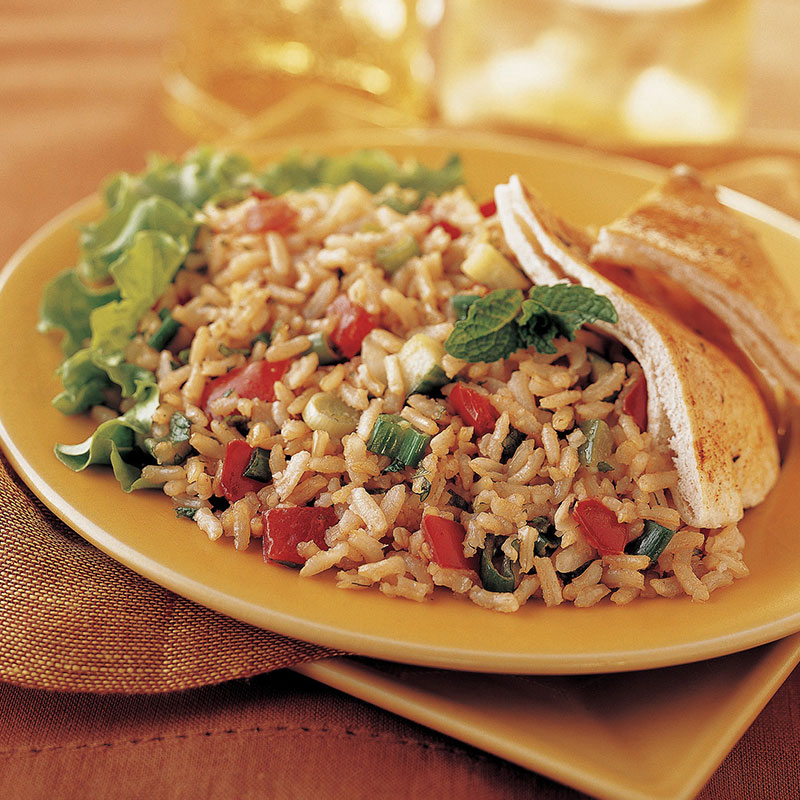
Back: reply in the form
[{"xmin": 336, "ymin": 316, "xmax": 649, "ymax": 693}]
[
  {"xmin": 444, "ymin": 289, "xmax": 523, "ymax": 362},
  {"xmin": 518, "ymin": 285, "xmax": 618, "ymax": 353}
]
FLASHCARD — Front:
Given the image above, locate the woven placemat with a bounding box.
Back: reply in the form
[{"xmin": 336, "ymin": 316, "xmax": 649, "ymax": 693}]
[{"xmin": 0, "ymin": 452, "xmax": 345, "ymax": 693}]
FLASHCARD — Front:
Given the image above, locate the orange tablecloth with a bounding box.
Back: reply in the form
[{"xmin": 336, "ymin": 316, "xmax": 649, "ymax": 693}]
[{"xmin": 1, "ymin": 2, "xmax": 799, "ymax": 798}]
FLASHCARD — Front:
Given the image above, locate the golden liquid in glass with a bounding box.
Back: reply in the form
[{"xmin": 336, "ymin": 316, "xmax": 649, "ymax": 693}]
[
  {"xmin": 435, "ymin": 0, "xmax": 752, "ymax": 144},
  {"xmin": 164, "ymin": 0, "xmax": 434, "ymax": 137}
]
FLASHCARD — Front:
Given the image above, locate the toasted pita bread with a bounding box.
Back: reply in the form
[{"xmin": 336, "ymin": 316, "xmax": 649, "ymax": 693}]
[
  {"xmin": 496, "ymin": 175, "xmax": 779, "ymax": 528},
  {"xmin": 590, "ymin": 165, "xmax": 800, "ymax": 403}
]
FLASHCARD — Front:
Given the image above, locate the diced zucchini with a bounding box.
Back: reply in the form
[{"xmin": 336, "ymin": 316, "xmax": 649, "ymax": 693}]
[
  {"xmin": 366, "ymin": 414, "xmax": 431, "ymax": 468},
  {"xmin": 375, "ymin": 234, "xmax": 420, "ymax": 273},
  {"xmin": 627, "ymin": 520, "xmax": 676, "ymax": 563},
  {"xmin": 588, "ymin": 351, "xmax": 612, "ymax": 382},
  {"xmin": 398, "ymin": 333, "xmax": 448, "ymax": 396},
  {"xmin": 451, "ymin": 294, "xmax": 481, "ymax": 320},
  {"xmin": 304, "ymin": 331, "xmax": 340, "ymax": 365},
  {"xmin": 577, "ymin": 419, "xmax": 613, "ymax": 468},
  {"xmin": 302, "ymin": 392, "xmax": 360, "ymax": 437},
  {"xmin": 460, "ymin": 242, "xmax": 527, "ymax": 290}
]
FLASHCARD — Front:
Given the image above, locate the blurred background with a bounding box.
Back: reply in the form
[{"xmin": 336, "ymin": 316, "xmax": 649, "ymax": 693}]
[{"xmin": 3, "ymin": 0, "xmax": 800, "ymax": 260}]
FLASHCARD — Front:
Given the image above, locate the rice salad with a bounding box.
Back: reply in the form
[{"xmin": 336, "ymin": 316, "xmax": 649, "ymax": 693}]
[{"xmin": 40, "ymin": 148, "xmax": 750, "ymax": 611}]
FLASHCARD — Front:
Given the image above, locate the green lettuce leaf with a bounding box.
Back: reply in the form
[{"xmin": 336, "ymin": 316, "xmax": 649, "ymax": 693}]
[
  {"xmin": 52, "ymin": 348, "xmax": 112, "ymax": 414},
  {"xmin": 257, "ymin": 149, "xmax": 464, "ymax": 198},
  {"xmin": 54, "ymin": 377, "xmax": 161, "ymax": 492},
  {"xmin": 78, "ymin": 195, "xmax": 195, "ymax": 284},
  {"xmin": 37, "ymin": 271, "xmax": 121, "ymax": 356},
  {"xmin": 90, "ymin": 230, "xmax": 188, "ymax": 355}
]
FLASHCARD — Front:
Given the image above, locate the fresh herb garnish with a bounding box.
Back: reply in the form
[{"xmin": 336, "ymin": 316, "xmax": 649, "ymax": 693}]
[
  {"xmin": 175, "ymin": 506, "xmax": 198, "ymax": 519},
  {"xmin": 412, "ymin": 467, "xmax": 432, "ymax": 502},
  {"xmin": 168, "ymin": 411, "xmax": 192, "ymax": 443},
  {"xmin": 597, "ymin": 461, "xmax": 615, "ymax": 472},
  {"xmin": 445, "ymin": 285, "xmax": 618, "ymax": 363}
]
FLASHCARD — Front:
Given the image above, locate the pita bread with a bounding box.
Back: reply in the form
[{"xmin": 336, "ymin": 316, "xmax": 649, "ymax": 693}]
[
  {"xmin": 496, "ymin": 175, "xmax": 779, "ymax": 528},
  {"xmin": 590, "ymin": 165, "xmax": 800, "ymax": 403}
]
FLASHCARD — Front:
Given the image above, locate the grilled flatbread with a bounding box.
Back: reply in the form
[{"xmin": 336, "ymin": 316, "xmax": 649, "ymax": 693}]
[
  {"xmin": 589, "ymin": 165, "xmax": 800, "ymax": 403},
  {"xmin": 496, "ymin": 175, "xmax": 779, "ymax": 528}
]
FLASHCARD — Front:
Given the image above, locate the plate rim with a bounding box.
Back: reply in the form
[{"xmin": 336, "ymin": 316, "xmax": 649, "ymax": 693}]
[{"xmin": 2, "ymin": 130, "xmax": 800, "ymax": 675}]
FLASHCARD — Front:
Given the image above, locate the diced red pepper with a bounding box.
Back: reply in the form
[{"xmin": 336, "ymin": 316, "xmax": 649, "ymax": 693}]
[
  {"xmin": 448, "ymin": 383, "xmax": 499, "ymax": 436},
  {"xmin": 573, "ymin": 498, "xmax": 628, "ymax": 556},
  {"xmin": 244, "ymin": 197, "xmax": 298, "ymax": 234},
  {"xmin": 262, "ymin": 506, "xmax": 339, "ymax": 566},
  {"xmin": 421, "ymin": 516, "xmax": 478, "ymax": 572},
  {"xmin": 623, "ymin": 375, "xmax": 648, "ymax": 431},
  {"xmin": 428, "ymin": 219, "xmax": 462, "ymax": 240},
  {"xmin": 479, "ymin": 200, "xmax": 497, "ymax": 218},
  {"xmin": 250, "ymin": 188, "xmax": 273, "ymax": 200},
  {"xmin": 220, "ymin": 439, "xmax": 265, "ymax": 502},
  {"xmin": 201, "ymin": 359, "xmax": 289, "ymax": 415},
  {"xmin": 329, "ymin": 295, "xmax": 378, "ymax": 359}
]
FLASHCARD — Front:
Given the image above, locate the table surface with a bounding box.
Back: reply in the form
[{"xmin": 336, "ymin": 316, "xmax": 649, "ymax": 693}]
[{"xmin": 1, "ymin": 2, "xmax": 799, "ymax": 799}]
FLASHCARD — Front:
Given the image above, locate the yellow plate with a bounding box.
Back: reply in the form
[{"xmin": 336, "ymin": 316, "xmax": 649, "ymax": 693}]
[
  {"xmin": 1, "ymin": 130, "xmax": 799, "ymax": 674},
  {"xmin": 297, "ymin": 634, "xmax": 800, "ymax": 800}
]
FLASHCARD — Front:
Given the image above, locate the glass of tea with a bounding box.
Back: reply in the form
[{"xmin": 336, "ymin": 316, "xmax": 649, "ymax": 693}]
[
  {"xmin": 163, "ymin": 0, "xmax": 439, "ymax": 138},
  {"xmin": 434, "ymin": 0, "xmax": 753, "ymax": 144}
]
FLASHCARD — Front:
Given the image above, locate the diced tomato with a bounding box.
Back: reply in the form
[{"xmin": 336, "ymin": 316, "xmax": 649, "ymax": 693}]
[
  {"xmin": 201, "ymin": 359, "xmax": 289, "ymax": 415},
  {"xmin": 479, "ymin": 200, "xmax": 497, "ymax": 218},
  {"xmin": 250, "ymin": 188, "xmax": 273, "ymax": 200},
  {"xmin": 220, "ymin": 440, "xmax": 265, "ymax": 502},
  {"xmin": 262, "ymin": 506, "xmax": 339, "ymax": 566},
  {"xmin": 244, "ymin": 197, "xmax": 298, "ymax": 234},
  {"xmin": 448, "ymin": 383, "xmax": 499, "ymax": 436},
  {"xmin": 573, "ymin": 498, "xmax": 628, "ymax": 556},
  {"xmin": 428, "ymin": 219, "xmax": 462, "ymax": 240},
  {"xmin": 623, "ymin": 375, "xmax": 648, "ymax": 431},
  {"xmin": 329, "ymin": 295, "xmax": 377, "ymax": 359},
  {"xmin": 421, "ymin": 516, "xmax": 478, "ymax": 572}
]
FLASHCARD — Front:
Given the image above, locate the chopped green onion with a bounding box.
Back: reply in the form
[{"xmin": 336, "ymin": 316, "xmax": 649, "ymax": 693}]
[
  {"xmin": 380, "ymin": 194, "xmax": 421, "ymax": 215},
  {"xmin": 169, "ymin": 411, "xmax": 192, "ymax": 443},
  {"xmin": 557, "ymin": 560, "xmax": 593, "ymax": 585},
  {"xmin": 366, "ymin": 413, "xmax": 431, "ymax": 468},
  {"xmin": 451, "ymin": 294, "xmax": 481, "ymax": 320},
  {"xmin": 500, "ymin": 427, "xmax": 526, "ymax": 462},
  {"xmin": 175, "ymin": 506, "xmax": 198, "ymax": 519},
  {"xmin": 147, "ymin": 310, "xmax": 182, "ymax": 351},
  {"xmin": 597, "ymin": 461, "xmax": 614, "ymax": 472},
  {"xmin": 529, "ymin": 516, "xmax": 560, "ymax": 557},
  {"xmin": 242, "ymin": 447, "xmax": 272, "ymax": 483},
  {"xmin": 251, "ymin": 331, "xmax": 271, "ymax": 346},
  {"xmin": 627, "ymin": 520, "xmax": 676, "ymax": 563},
  {"xmin": 178, "ymin": 348, "xmax": 191, "ymax": 364},
  {"xmin": 304, "ymin": 331, "xmax": 340, "ymax": 365},
  {"xmin": 375, "ymin": 234, "xmax": 420, "ymax": 273},
  {"xmin": 219, "ymin": 343, "xmax": 250, "ymax": 357},
  {"xmin": 480, "ymin": 534, "xmax": 515, "ymax": 592}
]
